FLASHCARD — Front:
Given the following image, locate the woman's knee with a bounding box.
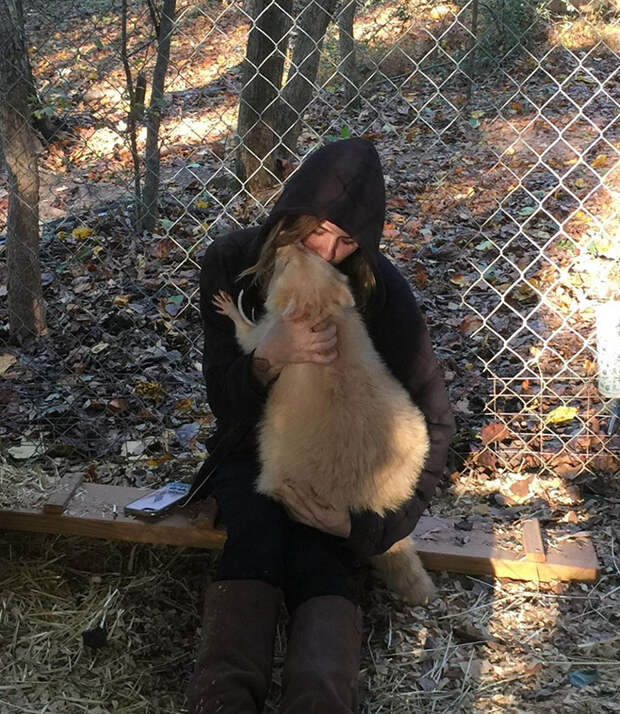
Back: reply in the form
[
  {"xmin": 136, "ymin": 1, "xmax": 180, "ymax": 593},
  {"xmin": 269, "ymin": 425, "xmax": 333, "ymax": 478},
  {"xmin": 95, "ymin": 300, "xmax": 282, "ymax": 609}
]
[{"xmin": 284, "ymin": 525, "xmax": 359, "ymax": 609}]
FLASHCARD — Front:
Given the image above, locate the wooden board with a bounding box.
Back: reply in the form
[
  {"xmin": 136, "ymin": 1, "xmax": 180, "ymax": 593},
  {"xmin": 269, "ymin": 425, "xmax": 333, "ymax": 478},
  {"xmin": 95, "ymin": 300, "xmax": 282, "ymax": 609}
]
[
  {"xmin": 43, "ymin": 474, "xmax": 83, "ymax": 515},
  {"xmin": 412, "ymin": 516, "xmax": 598, "ymax": 582},
  {"xmin": 1, "ymin": 483, "xmax": 226, "ymax": 550},
  {"xmin": 522, "ymin": 518, "xmax": 546, "ymax": 563},
  {"xmin": 0, "ymin": 483, "xmax": 599, "ymax": 582}
]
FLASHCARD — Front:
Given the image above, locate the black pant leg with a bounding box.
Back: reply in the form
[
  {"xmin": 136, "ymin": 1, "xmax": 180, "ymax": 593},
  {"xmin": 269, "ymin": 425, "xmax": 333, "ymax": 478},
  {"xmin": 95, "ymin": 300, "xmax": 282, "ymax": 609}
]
[
  {"xmin": 209, "ymin": 456, "xmax": 290, "ymax": 587},
  {"xmin": 283, "ymin": 522, "xmax": 360, "ymax": 612}
]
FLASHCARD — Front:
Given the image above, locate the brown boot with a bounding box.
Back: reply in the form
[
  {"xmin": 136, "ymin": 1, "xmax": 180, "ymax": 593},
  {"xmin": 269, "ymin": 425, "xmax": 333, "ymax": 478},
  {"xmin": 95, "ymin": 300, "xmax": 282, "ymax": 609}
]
[
  {"xmin": 280, "ymin": 595, "xmax": 363, "ymax": 714},
  {"xmin": 186, "ymin": 579, "xmax": 282, "ymax": 714}
]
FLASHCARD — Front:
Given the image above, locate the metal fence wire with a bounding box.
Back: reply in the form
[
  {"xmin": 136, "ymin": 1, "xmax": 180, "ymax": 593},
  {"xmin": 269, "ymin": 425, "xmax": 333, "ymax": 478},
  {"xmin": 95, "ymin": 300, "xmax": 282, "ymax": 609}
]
[{"xmin": 0, "ymin": 0, "xmax": 618, "ymax": 497}]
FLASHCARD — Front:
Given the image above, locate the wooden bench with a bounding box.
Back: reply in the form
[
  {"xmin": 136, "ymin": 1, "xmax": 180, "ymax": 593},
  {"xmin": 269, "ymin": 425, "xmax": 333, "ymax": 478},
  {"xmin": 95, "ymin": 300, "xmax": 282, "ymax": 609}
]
[{"xmin": 1, "ymin": 476, "xmax": 599, "ymax": 583}]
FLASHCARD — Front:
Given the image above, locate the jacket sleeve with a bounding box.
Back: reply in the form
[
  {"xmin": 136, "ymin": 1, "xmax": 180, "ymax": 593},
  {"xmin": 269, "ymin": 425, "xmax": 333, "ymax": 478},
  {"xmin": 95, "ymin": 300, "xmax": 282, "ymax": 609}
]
[
  {"xmin": 199, "ymin": 239, "xmax": 269, "ymax": 426},
  {"xmin": 343, "ymin": 267, "xmax": 456, "ymax": 561}
]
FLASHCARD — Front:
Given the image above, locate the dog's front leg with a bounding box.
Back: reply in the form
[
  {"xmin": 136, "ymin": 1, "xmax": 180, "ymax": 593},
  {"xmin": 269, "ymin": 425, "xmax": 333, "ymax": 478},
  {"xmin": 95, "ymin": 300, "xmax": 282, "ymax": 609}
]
[{"xmin": 212, "ymin": 290, "xmax": 257, "ymax": 347}]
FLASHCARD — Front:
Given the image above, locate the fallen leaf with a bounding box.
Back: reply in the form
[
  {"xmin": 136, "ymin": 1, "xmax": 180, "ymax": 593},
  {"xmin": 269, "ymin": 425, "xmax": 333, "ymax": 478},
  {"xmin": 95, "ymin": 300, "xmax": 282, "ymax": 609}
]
[
  {"xmin": 91, "ymin": 342, "xmax": 109, "ymax": 354},
  {"xmin": 72, "ymin": 226, "xmax": 95, "ymax": 239},
  {"xmin": 413, "ymin": 263, "xmax": 429, "ymax": 289},
  {"xmin": 449, "ymin": 273, "xmax": 469, "ymax": 287},
  {"xmin": 454, "ymin": 398, "xmax": 472, "ymax": 414},
  {"xmin": 480, "ymin": 422, "xmax": 510, "ymax": 444},
  {"xmin": 135, "ymin": 381, "xmax": 166, "ymax": 403},
  {"xmin": 591, "ymin": 153, "xmax": 608, "ymax": 169},
  {"xmin": 151, "ymin": 239, "xmax": 172, "ymax": 259},
  {"xmin": 593, "ymin": 452, "xmax": 619, "ymax": 473},
  {"xmin": 545, "ymin": 406, "xmax": 578, "ymax": 425},
  {"xmin": 475, "ymin": 449, "xmax": 498, "ymax": 470},
  {"xmin": 508, "ymin": 475, "xmax": 534, "ymax": 500},
  {"xmin": 146, "ymin": 453, "xmax": 173, "ymax": 467},
  {"xmin": 383, "ymin": 222, "xmax": 400, "ymax": 239},
  {"xmin": 512, "ymin": 281, "xmax": 538, "ymax": 302},
  {"xmin": 404, "ymin": 218, "xmax": 421, "ymax": 234},
  {"xmin": 192, "ymin": 221, "xmax": 210, "ymax": 235},
  {"xmin": 575, "ymin": 75, "xmax": 596, "ymax": 84},
  {"xmin": 0, "ymin": 353, "xmax": 17, "ymax": 376},
  {"xmin": 8, "ymin": 441, "xmax": 40, "ymax": 459},
  {"xmin": 120, "ymin": 440, "xmax": 145, "ymax": 457},
  {"xmin": 163, "ymin": 294, "xmax": 184, "ymax": 316},
  {"xmin": 174, "ymin": 398, "xmax": 194, "ymax": 413},
  {"xmin": 108, "ymin": 397, "xmax": 128, "ymax": 413},
  {"xmin": 583, "ymin": 359, "xmax": 597, "ymax": 376},
  {"xmin": 459, "ymin": 315, "xmax": 484, "ymax": 335}
]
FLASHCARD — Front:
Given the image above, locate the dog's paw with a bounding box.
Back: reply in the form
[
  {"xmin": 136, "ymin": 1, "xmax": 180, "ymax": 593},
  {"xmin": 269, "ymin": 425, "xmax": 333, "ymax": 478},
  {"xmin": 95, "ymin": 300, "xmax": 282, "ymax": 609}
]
[{"xmin": 212, "ymin": 290, "xmax": 235, "ymax": 316}]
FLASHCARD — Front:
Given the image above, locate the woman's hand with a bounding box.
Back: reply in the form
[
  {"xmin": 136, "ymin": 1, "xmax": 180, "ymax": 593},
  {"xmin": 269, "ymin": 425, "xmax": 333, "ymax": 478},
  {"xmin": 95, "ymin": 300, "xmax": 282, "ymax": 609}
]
[
  {"xmin": 274, "ymin": 478, "xmax": 351, "ymax": 538},
  {"xmin": 254, "ymin": 316, "xmax": 338, "ymax": 377}
]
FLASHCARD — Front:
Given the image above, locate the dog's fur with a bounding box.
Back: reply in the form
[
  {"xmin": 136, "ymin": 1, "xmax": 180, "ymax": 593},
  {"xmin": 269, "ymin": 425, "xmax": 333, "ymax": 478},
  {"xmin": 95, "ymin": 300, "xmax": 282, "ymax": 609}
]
[{"xmin": 212, "ymin": 242, "xmax": 435, "ymax": 604}]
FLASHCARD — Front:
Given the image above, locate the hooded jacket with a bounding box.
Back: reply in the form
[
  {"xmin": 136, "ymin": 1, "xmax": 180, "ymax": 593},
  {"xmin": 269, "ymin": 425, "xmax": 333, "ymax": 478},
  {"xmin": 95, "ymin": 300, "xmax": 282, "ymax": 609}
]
[{"xmin": 186, "ymin": 138, "xmax": 456, "ymax": 561}]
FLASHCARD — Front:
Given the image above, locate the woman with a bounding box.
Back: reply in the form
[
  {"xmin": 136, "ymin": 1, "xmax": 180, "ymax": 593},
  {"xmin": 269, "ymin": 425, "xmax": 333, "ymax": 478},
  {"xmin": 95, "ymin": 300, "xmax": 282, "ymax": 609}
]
[{"xmin": 185, "ymin": 138, "xmax": 455, "ymax": 713}]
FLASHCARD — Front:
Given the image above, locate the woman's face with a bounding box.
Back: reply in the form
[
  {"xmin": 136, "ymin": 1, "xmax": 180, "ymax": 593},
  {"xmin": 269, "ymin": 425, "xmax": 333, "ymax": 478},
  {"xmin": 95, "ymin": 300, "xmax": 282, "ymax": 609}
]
[{"xmin": 302, "ymin": 220, "xmax": 358, "ymax": 265}]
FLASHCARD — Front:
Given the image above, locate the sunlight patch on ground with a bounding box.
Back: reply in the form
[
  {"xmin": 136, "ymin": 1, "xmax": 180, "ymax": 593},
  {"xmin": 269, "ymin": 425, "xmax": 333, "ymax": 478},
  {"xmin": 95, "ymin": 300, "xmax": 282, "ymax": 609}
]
[
  {"xmin": 550, "ymin": 18, "xmax": 620, "ymax": 51},
  {"xmin": 165, "ymin": 103, "xmax": 238, "ymax": 145}
]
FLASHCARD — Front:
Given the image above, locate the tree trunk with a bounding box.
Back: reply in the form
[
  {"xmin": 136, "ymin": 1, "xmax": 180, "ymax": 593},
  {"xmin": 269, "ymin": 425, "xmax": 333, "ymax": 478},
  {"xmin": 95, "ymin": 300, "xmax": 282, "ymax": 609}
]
[
  {"xmin": 236, "ymin": 0, "xmax": 293, "ymax": 190},
  {"xmin": 120, "ymin": 0, "xmax": 148, "ymax": 231},
  {"xmin": 466, "ymin": 0, "xmax": 479, "ymax": 102},
  {"xmin": 15, "ymin": 0, "xmax": 58, "ymax": 143},
  {"xmin": 140, "ymin": 0, "xmax": 176, "ymax": 233},
  {"xmin": 275, "ymin": 0, "xmax": 338, "ymax": 160},
  {"xmin": 0, "ymin": 0, "xmax": 46, "ymax": 342},
  {"xmin": 338, "ymin": 0, "xmax": 359, "ymax": 108}
]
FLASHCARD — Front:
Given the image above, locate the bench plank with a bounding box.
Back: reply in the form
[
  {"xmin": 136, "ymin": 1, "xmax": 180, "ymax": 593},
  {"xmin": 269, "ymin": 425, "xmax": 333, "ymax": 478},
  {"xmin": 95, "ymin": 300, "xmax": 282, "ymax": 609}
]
[{"xmin": 0, "ymin": 483, "xmax": 599, "ymax": 583}]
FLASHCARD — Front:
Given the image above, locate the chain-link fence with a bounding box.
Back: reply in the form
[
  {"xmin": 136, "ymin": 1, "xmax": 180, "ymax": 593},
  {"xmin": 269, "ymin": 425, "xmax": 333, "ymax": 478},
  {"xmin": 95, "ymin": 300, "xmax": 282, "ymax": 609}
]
[{"xmin": 1, "ymin": 0, "xmax": 618, "ymax": 502}]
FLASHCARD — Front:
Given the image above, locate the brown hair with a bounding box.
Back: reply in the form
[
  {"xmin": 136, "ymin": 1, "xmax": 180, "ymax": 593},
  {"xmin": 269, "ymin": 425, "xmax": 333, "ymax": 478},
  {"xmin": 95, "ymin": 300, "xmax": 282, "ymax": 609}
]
[{"xmin": 239, "ymin": 214, "xmax": 376, "ymax": 310}]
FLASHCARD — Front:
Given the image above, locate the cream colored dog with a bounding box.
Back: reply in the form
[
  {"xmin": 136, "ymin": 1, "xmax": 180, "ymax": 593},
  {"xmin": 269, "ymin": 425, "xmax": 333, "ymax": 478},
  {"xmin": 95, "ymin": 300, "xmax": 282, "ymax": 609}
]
[{"xmin": 212, "ymin": 242, "xmax": 435, "ymax": 604}]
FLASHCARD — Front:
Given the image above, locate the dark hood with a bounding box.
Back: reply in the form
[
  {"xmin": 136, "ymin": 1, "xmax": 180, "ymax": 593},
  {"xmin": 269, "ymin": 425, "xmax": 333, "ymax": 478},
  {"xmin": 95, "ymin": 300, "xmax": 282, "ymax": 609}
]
[{"xmin": 252, "ymin": 138, "xmax": 387, "ymax": 309}]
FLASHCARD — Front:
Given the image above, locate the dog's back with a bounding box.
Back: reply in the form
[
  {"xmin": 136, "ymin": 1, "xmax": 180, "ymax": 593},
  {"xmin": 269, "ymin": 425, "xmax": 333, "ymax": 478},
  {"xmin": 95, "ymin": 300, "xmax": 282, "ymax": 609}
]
[{"xmin": 257, "ymin": 245, "xmax": 429, "ymax": 515}]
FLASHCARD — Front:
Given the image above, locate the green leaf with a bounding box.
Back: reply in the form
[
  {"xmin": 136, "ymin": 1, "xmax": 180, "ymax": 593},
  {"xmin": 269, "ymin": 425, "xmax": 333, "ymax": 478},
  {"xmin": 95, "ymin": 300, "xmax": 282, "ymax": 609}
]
[{"xmin": 340, "ymin": 125, "xmax": 351, "ymax": 139}]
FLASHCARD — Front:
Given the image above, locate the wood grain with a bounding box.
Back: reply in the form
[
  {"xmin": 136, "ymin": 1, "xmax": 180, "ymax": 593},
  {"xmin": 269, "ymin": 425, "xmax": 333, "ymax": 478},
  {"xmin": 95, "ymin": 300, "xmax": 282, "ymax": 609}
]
[
  {"xmin": 521, "ymin": 518, "xmax": 546, "ymax": 563},
  {"xmin": 43, "ymin": 474, "xmax": 83, "ymax": 515}
]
